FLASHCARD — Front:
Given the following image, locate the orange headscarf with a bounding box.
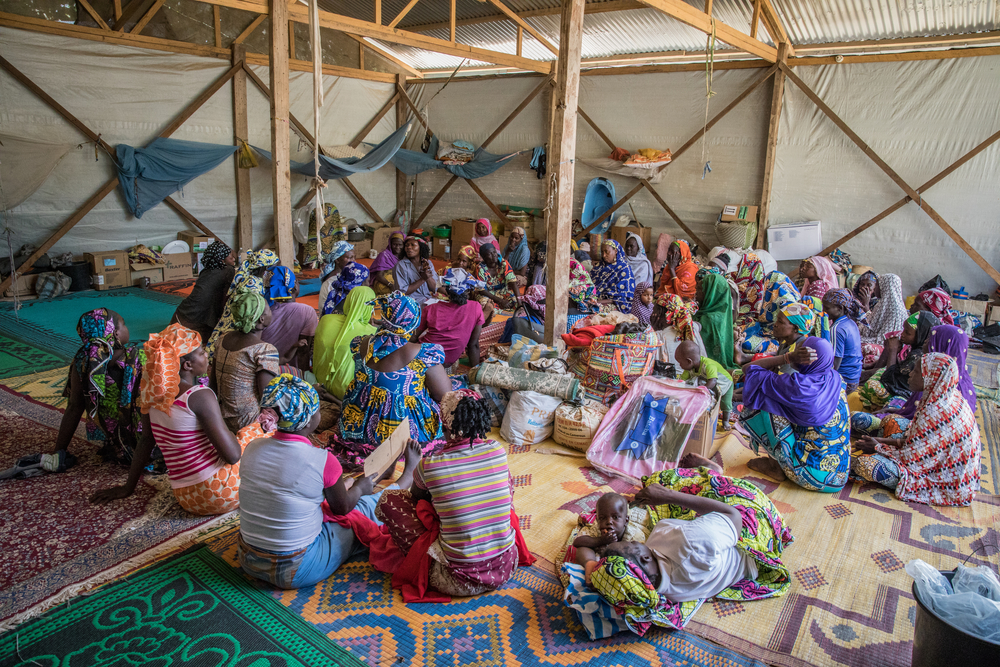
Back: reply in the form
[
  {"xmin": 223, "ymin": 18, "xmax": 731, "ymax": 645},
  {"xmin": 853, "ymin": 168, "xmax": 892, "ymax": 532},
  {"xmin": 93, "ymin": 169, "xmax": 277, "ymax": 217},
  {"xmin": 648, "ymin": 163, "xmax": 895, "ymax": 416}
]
[
  {"xmin": 657, "ymin": 239, "xmax": 697, "ymax": 299},
  {"xmin": 140, "ymin": 323, "xmax": 202, "ymax": 416}
]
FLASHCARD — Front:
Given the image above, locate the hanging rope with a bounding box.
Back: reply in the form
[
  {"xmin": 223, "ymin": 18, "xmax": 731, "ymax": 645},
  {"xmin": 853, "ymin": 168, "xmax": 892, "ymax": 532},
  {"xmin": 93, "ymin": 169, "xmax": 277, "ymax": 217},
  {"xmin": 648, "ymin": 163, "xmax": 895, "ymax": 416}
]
[
  {"xmin": 422, "ymin": 58, "xmax": 467, "ymax": 112},
  {"xmin": 700, "ymin": 18, "xmax": 717, "ymax": 180}
]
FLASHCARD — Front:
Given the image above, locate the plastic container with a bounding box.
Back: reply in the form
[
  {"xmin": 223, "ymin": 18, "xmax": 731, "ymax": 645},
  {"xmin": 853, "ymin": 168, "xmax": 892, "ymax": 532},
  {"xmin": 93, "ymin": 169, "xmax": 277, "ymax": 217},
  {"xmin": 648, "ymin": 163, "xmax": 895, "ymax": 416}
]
[
  {"xmin": 347, "ymin": 229, "xmax": 365, "ymax": 241},
  {"xmin": 911, "ymin": 569, "xmax": 1000, "ymax": 667},
  {"xmin": 432, "ymin": 225, "xmax": 451, "ymax": 239},
  {"xmin": 60, "ymin": 261, "xmax": 92, "ymax": 292}
]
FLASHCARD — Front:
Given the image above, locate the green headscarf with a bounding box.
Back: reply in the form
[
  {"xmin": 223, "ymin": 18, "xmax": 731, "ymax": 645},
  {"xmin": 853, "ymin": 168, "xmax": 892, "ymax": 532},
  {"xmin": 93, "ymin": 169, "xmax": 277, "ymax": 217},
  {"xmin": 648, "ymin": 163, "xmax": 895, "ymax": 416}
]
[
  {"xmin": 694, "ymin": 273, "xmax": 735, "ymax": 370},
  {"xmin": 314, "ymin": 286, "xmax": 377, "ymax": 399},
  {"xmin": 231, "ymin": 290, "xmax": 267, "ymax": 333}
]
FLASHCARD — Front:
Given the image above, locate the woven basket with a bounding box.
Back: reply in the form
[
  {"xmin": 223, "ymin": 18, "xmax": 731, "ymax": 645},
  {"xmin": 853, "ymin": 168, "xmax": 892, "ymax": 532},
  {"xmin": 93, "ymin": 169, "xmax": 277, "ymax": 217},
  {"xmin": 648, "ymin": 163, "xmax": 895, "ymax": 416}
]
[{"xmin": 715, "ymin": 220, "xmax": 758, "ymax": 249}]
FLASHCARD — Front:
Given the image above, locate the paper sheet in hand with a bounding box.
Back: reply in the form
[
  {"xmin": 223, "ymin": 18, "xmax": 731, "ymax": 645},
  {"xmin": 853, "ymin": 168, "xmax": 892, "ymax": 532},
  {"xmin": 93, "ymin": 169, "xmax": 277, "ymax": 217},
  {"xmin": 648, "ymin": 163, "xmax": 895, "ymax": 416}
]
[{"xmin": 364, "ymin": 417, "xmax": 409, "ymax": 479}]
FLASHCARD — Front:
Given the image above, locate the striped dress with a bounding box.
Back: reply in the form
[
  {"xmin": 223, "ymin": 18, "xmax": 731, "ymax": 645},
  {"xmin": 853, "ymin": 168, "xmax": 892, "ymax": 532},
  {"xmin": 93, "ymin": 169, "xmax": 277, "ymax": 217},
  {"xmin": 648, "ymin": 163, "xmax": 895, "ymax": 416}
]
[{"xmin": 415, "ymin": 439, "xmax": 515, "ymax": 563}]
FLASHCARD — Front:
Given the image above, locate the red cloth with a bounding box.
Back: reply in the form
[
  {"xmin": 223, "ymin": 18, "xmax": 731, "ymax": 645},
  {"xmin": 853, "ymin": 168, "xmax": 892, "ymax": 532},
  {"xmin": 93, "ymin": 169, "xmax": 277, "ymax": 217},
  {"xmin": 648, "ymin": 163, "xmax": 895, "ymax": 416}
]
[
  {"xmin": 561, "ymin": 324, "xmax": 616, "ymax": 348},
  {"xmin": 510, "ymin": 510, "xmax": 536, "ymax": 566}
]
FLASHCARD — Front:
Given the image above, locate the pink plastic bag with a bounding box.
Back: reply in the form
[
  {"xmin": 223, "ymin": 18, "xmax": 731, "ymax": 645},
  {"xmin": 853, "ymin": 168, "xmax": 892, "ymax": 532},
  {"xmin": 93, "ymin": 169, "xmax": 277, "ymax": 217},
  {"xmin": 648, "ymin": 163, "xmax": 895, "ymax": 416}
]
[{"xmin": 586, "ymin": 377, "xmax": 713, "ymax": 484}]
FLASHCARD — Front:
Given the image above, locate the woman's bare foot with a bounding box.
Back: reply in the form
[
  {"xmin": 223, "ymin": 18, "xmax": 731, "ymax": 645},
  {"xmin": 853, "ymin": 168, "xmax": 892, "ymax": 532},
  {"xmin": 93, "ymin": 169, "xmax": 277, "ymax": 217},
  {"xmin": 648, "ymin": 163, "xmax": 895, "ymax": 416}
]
[
  {"xmin": 679, "ymin": 452, "xmax": 723, "ymax": 474},
  {"xmin": 393, "ymin": 439, "xmax": 424, "ymax": 490},
  {"xmin": 747, "ymin": 457, "xmax": 787, "ymax": 481}
]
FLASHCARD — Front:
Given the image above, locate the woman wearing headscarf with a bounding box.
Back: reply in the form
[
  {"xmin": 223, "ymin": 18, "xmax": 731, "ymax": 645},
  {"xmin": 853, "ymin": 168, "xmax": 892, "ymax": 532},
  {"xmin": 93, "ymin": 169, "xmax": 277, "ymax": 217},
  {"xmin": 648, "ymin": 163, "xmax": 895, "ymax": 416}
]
[
  {"xmin": 503, "ymin": 226, "xmax": 530, "ymax": 276},
  {"xmin": 741, "ymin": 271, "xmax": 801, "ymax": 355},
  {"xmin": 206, "ymin": 249, "xmax": 280, "ymax": 359},
  {"xmin": 321, "ymin": 241, "xmax": 370, "ymax": 315},
  {"xmin": 592, "ymin": 239, "xmax": 636, "ymax": 311},
  {"xmin": 238, "ymin": 374, "xmax": 423, "ymax": 589},
  {"xmin": 394, "ymin": 236, "xmax": 440, "ymax": 305},
  {"xmin": 301, "ymin": 202, "xmax": 344, "ymax": 267},
  {"xmin": 172, "ymin": 240, "xmax": 236, "ymax": 344},
  {"xmin": 213, "ymin": 290, "xmax": 280, "ymax": 433},
  {"xmin": 475, "ymin": 244, "xmax": 520, "ymax": 312},
  {"xmin": 568, "ymin": 258, "xmax": 601, "ymax": 314},
  {"xmin": 91, "ymin": 324, "xmax": 244, "ymax": 513},
  {"xmin": 912, "ymin": 287, "xmax": 955, "ymax": 326},
  {"xmin": 335, "ymin": 294, "xmax": 452, "ymax": 466},
  {"xmin": 656, "ymin": 240, "xmax": 697, "ymax": 301},
  {"xmin": 369, "ymin": 231, "xmax": 405, "ymax": 296},
  {"xmin": 630, "ymin": 282, "xmax": 654, "ymax": 328},
  {"xmin": 799, "ymin": 255, "xmax": 839, "ymax": 299},
  {"xmin": 860, "ymin": 273, "xmax": 908, "ymax": 366},
  {"xmin": 469, "ymin": 219, "xmax": 501, "ymax": 254},
  {"xmin": 314, "ymin": 286, "xmax": 377, "ymax": 400},
  {"xmin": 372, "ymin": 390, "xmax": 534, "ymax": 600},
  {"xmin": 48, "ymin": 309, "xmax": 155, "ymax": 480},
  {"xmin": 694, "ymin": 273, "xmax": 735, "ymax": 370},
  {"xmin": 737, "ymin": 333, "xmax": 851, "ymax": 492},
  {"xmin": 624, "ymin": 232, "xmax": 654, "ymax": 286},
  {"xmin": 850, "ymin": 270, "xmax": 878, "ymax": 312},
  {"xmin": 526, "ymin": 242, "xmax": 547, "ymax": 288},
  {"xmin": 261, "ymin": 266, "xmax": 318, "ymax": 369},
  {"xmin": 731, "ymin": 252, "xmax": 766, "ymax": 332},
  {"xmin": 855, "ymin": 311, "xmax": 939, "ymax": 413},
  {"xmin": 853, "ymin": 353, "xmax": 981, "ymax": 506},
  {"xmin": 651, "ymin": 293, "xmax": 706, "ymax": 364}
]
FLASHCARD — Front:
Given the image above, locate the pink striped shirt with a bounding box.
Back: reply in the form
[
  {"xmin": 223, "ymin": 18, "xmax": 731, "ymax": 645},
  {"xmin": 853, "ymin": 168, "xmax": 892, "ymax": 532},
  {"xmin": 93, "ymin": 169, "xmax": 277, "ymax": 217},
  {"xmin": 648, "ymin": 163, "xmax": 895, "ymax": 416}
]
[{"xmin": 149, "ymin": 386, "xmax": 226, "ymax": 489}]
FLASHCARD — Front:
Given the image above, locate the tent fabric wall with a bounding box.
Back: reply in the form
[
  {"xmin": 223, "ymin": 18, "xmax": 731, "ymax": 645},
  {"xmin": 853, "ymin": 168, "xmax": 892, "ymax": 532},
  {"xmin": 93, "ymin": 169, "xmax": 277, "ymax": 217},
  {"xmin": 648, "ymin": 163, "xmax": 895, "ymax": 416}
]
[{"xmin": 0, "ymin": 28, "xmax": 396, "ymax": 256}]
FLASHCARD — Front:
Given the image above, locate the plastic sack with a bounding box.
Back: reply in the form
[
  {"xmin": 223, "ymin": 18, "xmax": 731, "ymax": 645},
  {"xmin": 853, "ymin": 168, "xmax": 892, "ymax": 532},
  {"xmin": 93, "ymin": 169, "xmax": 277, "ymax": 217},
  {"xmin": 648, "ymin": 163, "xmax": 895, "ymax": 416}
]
[
  {"xmin": 952, "ymin": 564, "xmax": 1000, "ymax": 602},
  {"xmin": 500, "ymin": 390, "xmax": 563, "ymax": 447},
  {"xmin": 508, "ymin": 334, "xmax": 559, "ymax": 369},
  {"xmin": 907, "ymin": 559, "xmax": 1000, "ymax": 643},
  {"xmin": 554, "ymin": 401, "xmax": 609, "ymax": 452},
  {"xmin": 470, "ymin": 383, "xmax": 509, "ymax": 428}
]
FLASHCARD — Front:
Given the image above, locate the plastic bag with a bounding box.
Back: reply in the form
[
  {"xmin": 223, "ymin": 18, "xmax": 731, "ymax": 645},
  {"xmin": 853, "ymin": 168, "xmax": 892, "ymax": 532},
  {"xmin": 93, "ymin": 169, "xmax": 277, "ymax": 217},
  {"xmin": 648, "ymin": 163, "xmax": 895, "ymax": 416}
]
[
  {"xmin": 907, "ymin": 559, "xmax": 1000, "ymax": 643},
  {"xmin": 508, "ymin": 334, "xmax": 559, "ymax": 369},
  {"xmin": 500, "ymin": 391, "xmax": 562, "ymax": 447},
  {"xmin": 470, "ymin": 384, "xmax": 509, "ymax": 428}
]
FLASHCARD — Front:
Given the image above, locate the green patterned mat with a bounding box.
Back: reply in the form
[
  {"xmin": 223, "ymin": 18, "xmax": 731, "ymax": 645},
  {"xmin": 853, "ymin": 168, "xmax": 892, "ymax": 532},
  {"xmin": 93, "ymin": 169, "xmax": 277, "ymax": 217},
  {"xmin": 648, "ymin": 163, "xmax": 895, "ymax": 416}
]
[
  {"xmin": 0, "ymin": 288, "xmax": 182, "ymax": 364},
  {"xmin": 0, "ymin": 333, "xmax": 65, "ymax": 379},
  {"xmin": 0, "ymin": 545, "xmax": 363, "ymax": 667}
]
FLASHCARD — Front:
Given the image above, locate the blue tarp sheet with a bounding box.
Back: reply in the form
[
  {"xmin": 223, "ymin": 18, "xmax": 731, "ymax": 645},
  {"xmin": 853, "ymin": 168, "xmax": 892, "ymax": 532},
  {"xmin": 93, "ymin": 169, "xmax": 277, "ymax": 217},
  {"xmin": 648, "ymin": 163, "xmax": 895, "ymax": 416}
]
[
  {"xmin": 116, "ymin": 138, "xmax": 237, "ymax": 218},
  {"xmin": 391, "ymin": 136, "xmax": 524, "ymax": 179},
  {"xmin": 253, "ymin": 122, "xmax": 411, "ymax": 181}
]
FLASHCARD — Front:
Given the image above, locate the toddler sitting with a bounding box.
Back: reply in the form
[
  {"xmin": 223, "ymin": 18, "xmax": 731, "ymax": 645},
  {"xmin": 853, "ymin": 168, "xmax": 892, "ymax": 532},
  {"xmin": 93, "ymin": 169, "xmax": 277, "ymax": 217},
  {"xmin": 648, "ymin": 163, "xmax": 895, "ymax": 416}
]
[{"xmin": 675, "ymin": 340, "xmax": 733, "ymax": 427}]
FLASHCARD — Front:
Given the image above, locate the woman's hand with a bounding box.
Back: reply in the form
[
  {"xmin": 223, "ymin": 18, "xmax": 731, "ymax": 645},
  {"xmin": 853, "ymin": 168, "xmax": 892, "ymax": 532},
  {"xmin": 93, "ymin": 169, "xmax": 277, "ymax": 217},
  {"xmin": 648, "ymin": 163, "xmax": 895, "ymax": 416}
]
[
  {"xmin": 788, "ymin": 345, "xmax": 817, "ymax": 366},
  {"xmin": 632, "ymin": 483, "xmax": 678, "ymax": 507},
  {"xmin": 89, "ymin": 485, "xmax": 133, "ymax": 505},
  {"xmin": 855, "ymin": 435, "xmax": 878, "ymax": 455}
]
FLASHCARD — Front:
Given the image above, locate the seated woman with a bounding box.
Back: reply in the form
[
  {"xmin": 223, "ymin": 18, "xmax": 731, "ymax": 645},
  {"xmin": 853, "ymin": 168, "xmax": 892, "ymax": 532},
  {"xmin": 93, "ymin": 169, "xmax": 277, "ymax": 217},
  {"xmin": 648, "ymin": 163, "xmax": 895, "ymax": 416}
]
[
  {"xmin": 736, "ymin": 324, "xmax": 851, "ymax": 493},
  {"xmin": 238, "ymin": 374, "xmax": 423, "ymax": 589},
  {"xmin": 48, "ymin": 309, "xmax": 155, "ymax": 479},
  {"xmin": 850, "ymin": 270, "xmax": 878, "ymax": 313},
  {"xmin": 394, "ymin": 236, "xmax": 439, "ymax": 305},
  {"xmin": 651, "ymin": 293, "xmax": 706, "ymax": 364},
  {"xmin": 206, "ymin": 249, "xmax": 279, "ymax": 358},
  {"xmin": 261, "ymin": 266, "xmax": 318, "ymax": 370},
  {"xmin": 375, "ymin": 390, "xmax": 532, "ymax": 598},
  {"xmin": 569, "ymin": 257, "xmax": 602, "ymax": 314},
  {"xmin": 172, "ymin": 240, "xmax": 235, "ymax": 344},
  {"xmin": 624, "ymin": 232, "xmax": 654, "ymax": 286},
  {"xmin": 856, "ymin": 311, "xmax": 939, "ymax": 412},
  {"xmin": 469, "ymin": 218, "xmax": 501, "ymax": 255},
  {"xmin": 476, "ymin": 244, "xmax": 520, "ymax": 312},
  {"xmin": 656, "ymin": 240, "xmax": 697, "ymax": 301},
  {"xmin": 368, "ymin": 231, "xmax": 404, "ymax": 296},
  {"xmin": 741, "ymin": 271, "xmax": 800, "ymax": 355},
  {"xmin": 579, "ymin": 464, "xmax": 792, "ymax": 635},
  {"xmin": 731, "ymin": 252, "xmax": 766, "ymax": 333},
  {"xmin": 213, "ymin": 291, "xmax": 279, "ymax": 434},
  {"xmin": 503, "ymin": 226, "xmax": 531, "ymax": 281},
  {"xmin": 335, "ymin": 294, "xmax": 451, "ymax": 464},
  {"xmin": 321, "ymin": 241, "xmax": 370, "ymax": 315},
  {"xmin": 314, "ymin": 286, "xmax": 376, "ymax": 400},
  {"xmin": 591, "ymin": 240, "xmax": 636, "ymax": 312},
  {"xmin": 853, "ymin": 353, "xmax": 981, "ymax": 507},
  {"xmin": 822, "ymin": 288, "xmax": 864, "ymax": 393},
  {"xmin": 526, "ymin": 242, "xmax": 547, "ymax": 287},
  {"xmin": 413, "ymin": 286, "xmax": 485, "ymax": 369},
  {"xmin": 91, "ymin": 324, "xmax": 243, "ymax": 515},
  {"xmin": 694, "ymin": 273, "xmax": 735, "ymax": 370},
  {"xmin": 799, "ymin": 255, "xmax": 839, "ymax": 300},
  {"xmin": 860, "ymin": 273, "xmax": 907, "ymax": 366},
  {"xmin": 911, "ymin": 287, "xmax": 955, "ymax": 325}
]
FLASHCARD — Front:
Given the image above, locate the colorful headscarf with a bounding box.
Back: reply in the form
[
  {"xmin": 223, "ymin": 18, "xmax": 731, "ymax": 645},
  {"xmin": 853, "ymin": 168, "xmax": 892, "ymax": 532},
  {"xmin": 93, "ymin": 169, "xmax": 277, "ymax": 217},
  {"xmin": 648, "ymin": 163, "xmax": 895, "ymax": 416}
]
[
  {"xmin": 780, "ymin": 302, "xmax": 816, "ymax": 337},
  {"xmin": 743, "ymin": 337, "xmax": 844, "ymax": 427},
  {"xmin": 442, "ymin": 267, "xmax": 487, "ymax": 296},
  {"xmin": 694, "ymin": 273, "xmax": 735, "ymax": 369},
  {"xmin": 657, "ymin": 240, "xmax": 698, "ymax": 300},
  {"xmin": 568, "ymin": 258, "xmax": 600, "ymax": 313},
  {"xmin": 592, "ymin": 239, "xmax": 636, "ymax": 311},
  {"xmin": 267, "ymin": 266, "xmax": 296, "ymax": 303},
  {"xmin": 260, "ymin": 373, "xmax": 320, "ymax": 432},
  {"xmin": 439, "ymin": 388, "xmax": 481, "ymax": 434},
  {"xmin": 456, "ymin": 244, "xmax": 480, "ymax": 268},
  {"xmin": 205, "ymin": 249, "xmax": 279, "ymax": 358},
  {"xmin": 824, "ymin": 288, "xmax": 865, "ymax": 321},
  {"xmin": 863, "ymin": 274, "xmax": 907, "ymax": 344},
  {"xmin": 140, "ymin": 324, "xmax": 201, "ymax": 416},
  {"xmin": 522, "ymin": 284, "xmax": 546, "ymax": 314},
  {"xmin": 231, "ymin": 290, "xmax": 267, "ymax": 333},
  {"xmin": 590, "ymin": 555, "xmax": 670, "ymax": 635},
  {"xmin": 322, "ymin": 262, "xmax": 370, "ymax": 315},
  {"xmin": 470, "ymin": 219, "xmax": 501, "ymax": 254},
  {"xmin": 896, "ymin": 324, "xmax": 976, "ymax": 419},
  {"xmin": 370, "ymin": 231, "xmax": 405, "ymax": 273},
  {"xmin": 801, "ymin": 255, "xmax": 839, "ymax": 300},
  {"xmin": 323, "ymin": 241, "xmax": 355, "ymax": 275},
  {"xmin": 733, "ymin": 252, "xmax": 765, "ymax": 331},
  {"xmin": 917, "ymin": 287, "xmax": 954, "ymax": 325},
  {"xmin": 759, "ymin": 272, "xmax": 800, "ymax": 328},
  {"xmin": 73, "ymin": 309, "xmax": 122, "ymax": 419},
  {"xmin": 201, "ymin": 240, "xmax": 232, "ymax": 271},
  {"xmin": 630, "ymin": 282, "xmax": 653, "ymax": 327},
  {"xmin": 368, "ymin": 292, "xmax": 422, "ymax": 361},
  {"xmin": 654, "ymin": 292, "xmax": 695, "ymax": 341},
  {"xmin": 801, "ymin": 296, "xmax": 831, "ymax": 342}
]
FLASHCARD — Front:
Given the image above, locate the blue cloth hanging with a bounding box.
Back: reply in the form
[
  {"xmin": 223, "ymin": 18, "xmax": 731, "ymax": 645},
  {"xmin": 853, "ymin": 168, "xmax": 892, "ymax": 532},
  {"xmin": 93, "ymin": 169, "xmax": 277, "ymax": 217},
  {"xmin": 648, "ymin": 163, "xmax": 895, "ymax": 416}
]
[
  {"xmin": 253, "ymin": 122, "xmax": 411, "ymax": 181},
  {"xmin": 392, "ymin": 135, "xmax": 525, "ymax": 179},
  {"xmin": 116, "ymin": 138, "xmax": 238, "ymax": 218}
]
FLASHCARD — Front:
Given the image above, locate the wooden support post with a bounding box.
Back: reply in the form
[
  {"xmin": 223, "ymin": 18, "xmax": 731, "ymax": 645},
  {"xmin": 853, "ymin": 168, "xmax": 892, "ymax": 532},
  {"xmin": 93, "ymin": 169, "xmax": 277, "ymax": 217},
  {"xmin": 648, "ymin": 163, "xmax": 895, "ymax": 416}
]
[
  {"xmin": 270, "ymin": 0, "xmax": 295, "ymax": 268},
  {"xmin": 781, "ymin": 63, "xmax": 1000, "ymax": 284},
  {"xmin": 130, "ymin": 0, "xmax": 164, "ymax": 35},
  {"xmin": 233, "ymin": 13, "xmax": 265, "ymax": 44},
  {"xmin": 213, "ymin": 5, "xmax": 221, "ymax": 47},
  {"xmin": 359, "ymin": 41, "xmax": 365, "ymax": 69},
  {"xmin": 78, "ymin": 0, "xmax": 111, "ymax": 31},
  {"xmin": 288, "ymin": 19, "xmax": 295, "ymax": 59},
  {"xmin": 449, "ymin": 0, "xmax": 456, "ymax": 41},
  {"xmin": 544, "ymin": 0, "xmax": 585, "ymax": 345},
  {"xmin": 164, "ymin": 198, "xmax": 218, "ymax": 237},
  {"xmin": 756, "ymin": 41, "xmax": 787, "ymax": 248},
  {"xmin": 516, "ymin": 27, "xmax": 523, "ymax": 56},
  {"xmin": 232, "ymin": 45, "xmax": 253, "ymax": 256},
  {"xmin": 375, "ymin": 0, "xmax": 381, "ymax": 25},
  {"xmin": 464, "ymin": 179, "xmax": 509, "ymax": 225},
  {"xmin": 750, "ymin": 0, "xmax": 760, "ymax": 39},
  {"xmin": 388, "ymin": 0, "xmax": 420, "ymax": 30},
  {"xmin": 396, "ymin": 73, "xmax": 409, "ymax": 223},
  {"xmin": 113, "ymin": 0, "xmax": 122, "ymax": 21},
  {"xmin": 395, "ymin": 82, "xmax": 432, "ymax": 134}
]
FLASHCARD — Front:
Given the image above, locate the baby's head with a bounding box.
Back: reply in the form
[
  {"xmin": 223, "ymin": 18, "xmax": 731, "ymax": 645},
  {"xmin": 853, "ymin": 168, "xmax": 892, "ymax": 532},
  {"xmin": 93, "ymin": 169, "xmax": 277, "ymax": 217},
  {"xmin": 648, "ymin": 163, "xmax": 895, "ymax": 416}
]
[
  {"xmin": 639, "ymin": 285, "xmax": 654, "ymax": 307},
  {"xmin": 675, "ymin": 340, "xmax": 701, "ymax": 371},
  {"xmin": 603, "ymin": 540, "xmax": 660, "ymax": 588},
  {"xmin": 595, "ymin": 492, "xmax": 628, "ymax": 541}
]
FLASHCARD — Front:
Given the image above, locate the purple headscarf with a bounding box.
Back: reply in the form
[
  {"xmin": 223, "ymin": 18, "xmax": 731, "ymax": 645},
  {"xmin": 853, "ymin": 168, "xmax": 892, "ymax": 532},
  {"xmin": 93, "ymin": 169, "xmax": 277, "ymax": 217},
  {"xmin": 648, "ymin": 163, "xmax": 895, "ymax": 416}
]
[
  {"xmin": 742, "ymin": 337, "xmax": 844, "ymax": 427},
  {"xmin": 369, "ymin": 231, "xmax": 404, "ymax": 272},
  {"xmin": 892, "ymin": 324, "xmax": 976, "ymax": 419}
]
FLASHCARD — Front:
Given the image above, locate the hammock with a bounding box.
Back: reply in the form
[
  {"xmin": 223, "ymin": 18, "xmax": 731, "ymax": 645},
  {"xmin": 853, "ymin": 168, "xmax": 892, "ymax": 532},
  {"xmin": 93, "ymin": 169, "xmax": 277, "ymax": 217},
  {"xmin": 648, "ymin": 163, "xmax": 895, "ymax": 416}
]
[
  {"xmin": 116, "ymin": 138, "xmax": 238, "ymax": 218},
  {"xmin": 252, "ymin": 122, "xmax": 412, "ymax": 181},
  {"xmin": 392, "ymin": 136, "xmax": 525, "ymax": 180}
]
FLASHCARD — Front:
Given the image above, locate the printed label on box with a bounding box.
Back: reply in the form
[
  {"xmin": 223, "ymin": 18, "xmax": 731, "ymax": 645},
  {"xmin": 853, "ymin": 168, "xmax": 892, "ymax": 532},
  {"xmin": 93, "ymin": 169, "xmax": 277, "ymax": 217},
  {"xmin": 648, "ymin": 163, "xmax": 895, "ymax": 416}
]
[
  {"xmin": 722, "ymin": 205, "xmax": 738, "ymax": 216},
  {"xmin": 96, "ymin": 275, "xmax": 105, "ymax": 285},
  {"xmin": 103, "ymin": 258, "xmax": 117, "ymax": 267}
]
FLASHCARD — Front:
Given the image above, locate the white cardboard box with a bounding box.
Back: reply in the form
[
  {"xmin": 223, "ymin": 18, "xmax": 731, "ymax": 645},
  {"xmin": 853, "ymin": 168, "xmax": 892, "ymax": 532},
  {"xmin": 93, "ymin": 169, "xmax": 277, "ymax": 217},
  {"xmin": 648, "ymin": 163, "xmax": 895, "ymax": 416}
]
[{"xmin": 766, "ymin": 221, "xmax": 822, "ymax": 261}]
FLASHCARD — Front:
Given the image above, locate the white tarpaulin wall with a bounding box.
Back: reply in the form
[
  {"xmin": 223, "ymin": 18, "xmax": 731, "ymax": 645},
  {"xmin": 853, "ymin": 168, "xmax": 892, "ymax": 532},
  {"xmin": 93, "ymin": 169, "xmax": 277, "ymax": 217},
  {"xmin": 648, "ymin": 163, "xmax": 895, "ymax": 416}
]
[{"xmin": 0, "ymin": 28, "xmax": 397, "ymax": 255}]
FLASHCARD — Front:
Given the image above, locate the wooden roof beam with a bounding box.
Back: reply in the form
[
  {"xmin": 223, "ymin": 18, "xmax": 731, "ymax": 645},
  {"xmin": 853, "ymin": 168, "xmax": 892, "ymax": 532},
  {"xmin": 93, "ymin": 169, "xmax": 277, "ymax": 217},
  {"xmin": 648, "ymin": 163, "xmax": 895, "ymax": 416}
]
[
  {"xmin": 484, "ymin": 0, "xmax": 559, "ymax": 56},
  {"xmin": 345, "ymin": 33, "xmax": 423, "ymax": 77},
  {"xmin": 757, "ymin": 0, "xmax": 794, "ymax": 55},
  {"xmin": 637, "ymin": 0, "xmax": 777, "ymax": 61},
  {"xmin": 404, "ymin": 0, "xmax": 644, "ymax": 33}
]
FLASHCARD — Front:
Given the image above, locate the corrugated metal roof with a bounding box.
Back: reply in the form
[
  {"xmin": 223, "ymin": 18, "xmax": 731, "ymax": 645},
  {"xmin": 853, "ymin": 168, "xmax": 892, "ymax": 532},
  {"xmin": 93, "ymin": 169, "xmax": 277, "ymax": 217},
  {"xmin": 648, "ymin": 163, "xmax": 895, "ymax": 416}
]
[{"xmin": 323, "ymin": 0, "xmax": 1000, "ymax": 72}]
